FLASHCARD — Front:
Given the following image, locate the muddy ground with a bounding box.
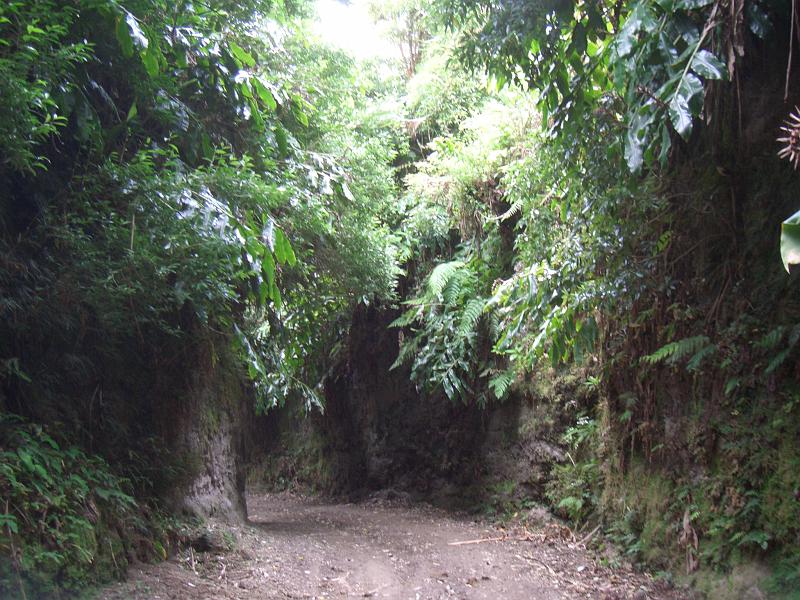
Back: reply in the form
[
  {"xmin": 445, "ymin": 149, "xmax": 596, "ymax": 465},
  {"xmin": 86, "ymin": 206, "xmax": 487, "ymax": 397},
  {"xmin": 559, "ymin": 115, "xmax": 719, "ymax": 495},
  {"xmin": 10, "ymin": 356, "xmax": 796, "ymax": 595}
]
[{"xmin": 101, "ymin": 492, "xmax": 689, "ymax": 600}]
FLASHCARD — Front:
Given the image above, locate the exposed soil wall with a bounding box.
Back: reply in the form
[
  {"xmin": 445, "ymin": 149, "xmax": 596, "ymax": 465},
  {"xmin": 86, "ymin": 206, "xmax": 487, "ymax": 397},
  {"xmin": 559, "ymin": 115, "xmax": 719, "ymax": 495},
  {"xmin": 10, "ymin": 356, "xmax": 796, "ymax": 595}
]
[
  {"xmin": 248, "ymin": 303, "xmax": 583, "ymax": 512},
  {"xmin": 164, "ymin": 341, "xmax": 251, "ymax": 522}
]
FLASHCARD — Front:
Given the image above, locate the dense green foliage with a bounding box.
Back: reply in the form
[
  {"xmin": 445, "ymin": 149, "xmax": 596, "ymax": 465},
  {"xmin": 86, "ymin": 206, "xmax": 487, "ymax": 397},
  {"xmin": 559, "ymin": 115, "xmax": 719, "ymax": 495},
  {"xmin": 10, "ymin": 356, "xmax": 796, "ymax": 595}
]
[
  {"xmin": 0, "ymin": 0, "xmax": 403, "ymax": 593},
  {"xmin": 389, "ymin": 0, "xmax": 800, "ymax": 588},
  {"xmin": 438, "ymin": 0, "xmax": 775, "ymax": 170},
  {"xmin": 2, "ymin": 0, "xmax": 799, "ymax": 595},
  {"xmin": 0, "ymin": 415, "xmax": 136, "ymax": 594}
]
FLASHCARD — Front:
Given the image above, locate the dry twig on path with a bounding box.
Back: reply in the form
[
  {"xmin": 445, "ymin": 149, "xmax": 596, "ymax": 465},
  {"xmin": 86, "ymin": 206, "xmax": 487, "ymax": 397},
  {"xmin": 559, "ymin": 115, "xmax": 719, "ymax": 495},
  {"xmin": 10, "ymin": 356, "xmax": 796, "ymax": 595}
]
[
  {"xmin": 448, "ymin": 536, "xmax": 506, "ymax": 546},
  {"xmin": 578, "ymin": 524, "xmax": 602, "ymax": 547}
]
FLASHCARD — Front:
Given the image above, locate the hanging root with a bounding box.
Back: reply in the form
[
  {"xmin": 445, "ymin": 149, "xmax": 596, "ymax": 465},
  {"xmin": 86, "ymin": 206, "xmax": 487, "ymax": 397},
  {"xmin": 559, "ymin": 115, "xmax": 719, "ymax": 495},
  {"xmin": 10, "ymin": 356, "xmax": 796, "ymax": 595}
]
[{"xmin": 778, "ymin": 106, "xmax": 800, "ymax": 169}]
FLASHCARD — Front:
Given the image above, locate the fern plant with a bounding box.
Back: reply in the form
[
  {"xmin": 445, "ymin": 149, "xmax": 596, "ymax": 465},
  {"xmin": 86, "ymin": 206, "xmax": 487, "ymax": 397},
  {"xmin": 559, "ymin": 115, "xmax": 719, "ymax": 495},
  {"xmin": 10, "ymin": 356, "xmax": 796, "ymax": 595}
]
[
  {"xmin": 391, "ymin": 254, "xmax": 508, "ymax": 405},
  {"xmin": 642, "ymin": 335, "xmax": 713, "ymax": 369}
]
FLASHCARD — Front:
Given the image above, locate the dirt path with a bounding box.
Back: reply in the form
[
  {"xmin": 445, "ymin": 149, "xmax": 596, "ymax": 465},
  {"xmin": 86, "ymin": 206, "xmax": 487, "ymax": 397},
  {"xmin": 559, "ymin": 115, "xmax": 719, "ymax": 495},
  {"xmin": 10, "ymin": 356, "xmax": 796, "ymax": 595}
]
[{"xmin": 101, "ymin": 493, "xmax": 688, "ymax": 600}]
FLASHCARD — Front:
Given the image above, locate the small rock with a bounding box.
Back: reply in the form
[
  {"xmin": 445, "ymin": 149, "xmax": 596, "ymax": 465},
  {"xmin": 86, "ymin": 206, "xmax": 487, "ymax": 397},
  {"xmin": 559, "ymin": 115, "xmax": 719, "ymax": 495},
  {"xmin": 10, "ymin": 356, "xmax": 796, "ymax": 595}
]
[
  {"xmin": 190, "ymin": 529, "xmax": 228, "ymax": 552},
  {"xmin": 526, "ymin": 506, "xmax": 554, "ymax": 526},
  {"xmin": 743, "ymin": 586, "xmax": 766, "ymax": 600}
]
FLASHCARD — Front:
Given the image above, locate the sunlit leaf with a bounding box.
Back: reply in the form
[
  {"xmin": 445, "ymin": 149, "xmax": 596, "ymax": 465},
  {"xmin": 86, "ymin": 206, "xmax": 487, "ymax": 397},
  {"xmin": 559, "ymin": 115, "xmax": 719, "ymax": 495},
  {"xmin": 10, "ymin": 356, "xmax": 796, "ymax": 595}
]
[
  {"xmin": 780, "ymin": 209, "xmax": 800, "ymax": 273},
  {"xmin": 690, "ymin": 49, "xmax": 726, "ymax": 80},
  {"xmin": 668, "ymin": 72, "xmax": 702, "ymax": 139},
  {"xmin": 262, "ymin": 249, "xmax": 275, "ymax": 285},
  {"xmin": 274, "ymin": 228, "xmax": 288, "ymax": 264},
  {"xmin": 115, "ymin": 17, "xmax": 134, "ymax": 58},
  {"xmin": 141, "ymin": 47, "xmax": 159, "ymax": 78},
  {"xmin": 229, "ymin": 42, "xmax": 255, "ymax": 67},
  {"xmin": 253, "ymin": 78, "xmax": 277, "ymax": 112}
]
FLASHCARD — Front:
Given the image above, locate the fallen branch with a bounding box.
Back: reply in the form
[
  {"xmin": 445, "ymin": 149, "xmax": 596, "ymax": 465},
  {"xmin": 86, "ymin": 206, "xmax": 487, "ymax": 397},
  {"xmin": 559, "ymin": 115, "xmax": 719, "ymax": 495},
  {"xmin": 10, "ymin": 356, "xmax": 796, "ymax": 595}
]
[
  {"xmin": 448, "ymin": 536, "xmax": 505, "ymax": 546},
  {"xmin": 531, "ymin": 558, "xmax": 557, "ymax": 576},
  {"xmin": 578, "ymin": 525, "xmax": 602, "ymax": 547},
  {"xmin": 364, "ymin": 583, "xmax": 389, "ymax": 597}
]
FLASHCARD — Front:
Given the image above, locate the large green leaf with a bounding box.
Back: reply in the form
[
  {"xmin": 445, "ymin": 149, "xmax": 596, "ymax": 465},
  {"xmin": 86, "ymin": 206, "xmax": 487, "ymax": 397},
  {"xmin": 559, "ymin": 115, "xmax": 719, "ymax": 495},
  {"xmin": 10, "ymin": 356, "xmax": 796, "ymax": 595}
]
[
  {"xmin": 625, "ymin": 107, "xmax": 654, "ymax": 172},
  {"xmin": 675, "ymin": 0, "xmax": 715, "ymax": 8},
  {"xmin": 285, "ymin": 237, "xmax": 297, "ymax": 266},
  {"xmin": 275, "ymin": 124, "xmax": 288, "ymax": 156},
  {"xmin": 115, "ymin": 17, "xmax": 134, "ymax": 58},
  {"xmin": 117, "ymin": 12, "xmax": 148, "ymax": 58},
  {"xmin": 690, "ymin": 49, "xmax": 727, "ymax": 80},
  {"xmin": 262, "ymin": 249, "xmax": 275, "ymax": 286},
  {"xmin": 780, "ymin": 209, "xmax": 800, "ymax": 273},
  {"xmin": 229, "ymin": 42, "xmax": 256, "ymax": 67},
  {"xmin": 746, "ymin": 2, "xmax": 772, "ymax": 38},
  {"xmin": 141, "ymin": 47, "xmax": 159, "ymax": 78},
  {"xmin": 274, "ymin": 229, "xmax": 294, "ymax": 265},
  {"xmin": 615, "ymin": 2, "xmax": 658, "ymax": 58},
  {"xmin": 668, "ymin": 72, "xmax": 703, "ymax": 139},
  {"xmin": 253, "ymin": 78, "xmax": 277, "ymax": 112}
]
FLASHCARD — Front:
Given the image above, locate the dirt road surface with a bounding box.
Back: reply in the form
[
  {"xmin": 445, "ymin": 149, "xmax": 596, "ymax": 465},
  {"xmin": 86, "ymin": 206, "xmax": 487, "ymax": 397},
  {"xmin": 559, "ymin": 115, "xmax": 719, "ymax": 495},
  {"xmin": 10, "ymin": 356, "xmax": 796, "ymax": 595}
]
[{"xmin": 101, "ymin": 493, "xmax": 688, "ymax": 600}]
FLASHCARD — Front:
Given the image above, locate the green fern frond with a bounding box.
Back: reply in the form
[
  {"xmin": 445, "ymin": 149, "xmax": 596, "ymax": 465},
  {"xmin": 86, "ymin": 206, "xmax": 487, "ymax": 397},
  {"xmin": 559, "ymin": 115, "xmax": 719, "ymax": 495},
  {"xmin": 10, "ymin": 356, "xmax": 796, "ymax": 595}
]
[
  {"xmin": 486, "ymin": 310, "xmax": 501, "ymax": 338},
  {"xmin": 427, "ymin": 260, "xmax": 464, "ymax": 300},
  {"xmin": 789, "ymin": 323, "xmax": 800, "ymax": 348},
  {"xmin": 497, "ymin": 198, "xmax": 523, "ymax": 221},
  {"xmin": 459, "ymin": 297, "xmax": 486, "ymax": 336},
  {"xmin": 765, "ymin": 349, "xmax": 791, "ymax": 374},
  {"xmin": 442, "ymin": 269, "xmax": 469, "ymax": 305},
  {"xmin": 389, "ymin": 307, "xmax": 420, "ymax": 328},
  {"xmin": 488, "ymin": 369, "xmax": 515, "ymax": 400},
  {"xmin": 390, "ymin": 336, "xmax": 419, "ymax": 370},
  {"xmin": 758, "ymin": 324, "xmax": 800, "ymax": 374},
  {"xmin": 643, "ymin": 335, "xmax": 710, "ymax": 366},
  {"xmin": 755, "ymin": 326, "xmax": 785, "ymax": 350},
  {"xmin": 686, "ymin": 344, "xmax": 716, "ymax": 371}
]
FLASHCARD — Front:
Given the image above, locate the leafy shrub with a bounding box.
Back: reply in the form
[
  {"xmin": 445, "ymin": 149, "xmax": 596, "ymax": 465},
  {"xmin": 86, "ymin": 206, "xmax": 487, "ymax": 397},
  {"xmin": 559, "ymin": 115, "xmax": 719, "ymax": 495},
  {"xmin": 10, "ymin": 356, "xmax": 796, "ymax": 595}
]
[
  {"xmin": 0, "ymin": 415, "xmax": 136, "ymax": 596},
  {"xmin": 766, "ymin": 552, "xmax": 800, "ymax": 599},
  {"xmin": 545, "ymin": 415, "xmax": 600, "ymax": 526}
]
